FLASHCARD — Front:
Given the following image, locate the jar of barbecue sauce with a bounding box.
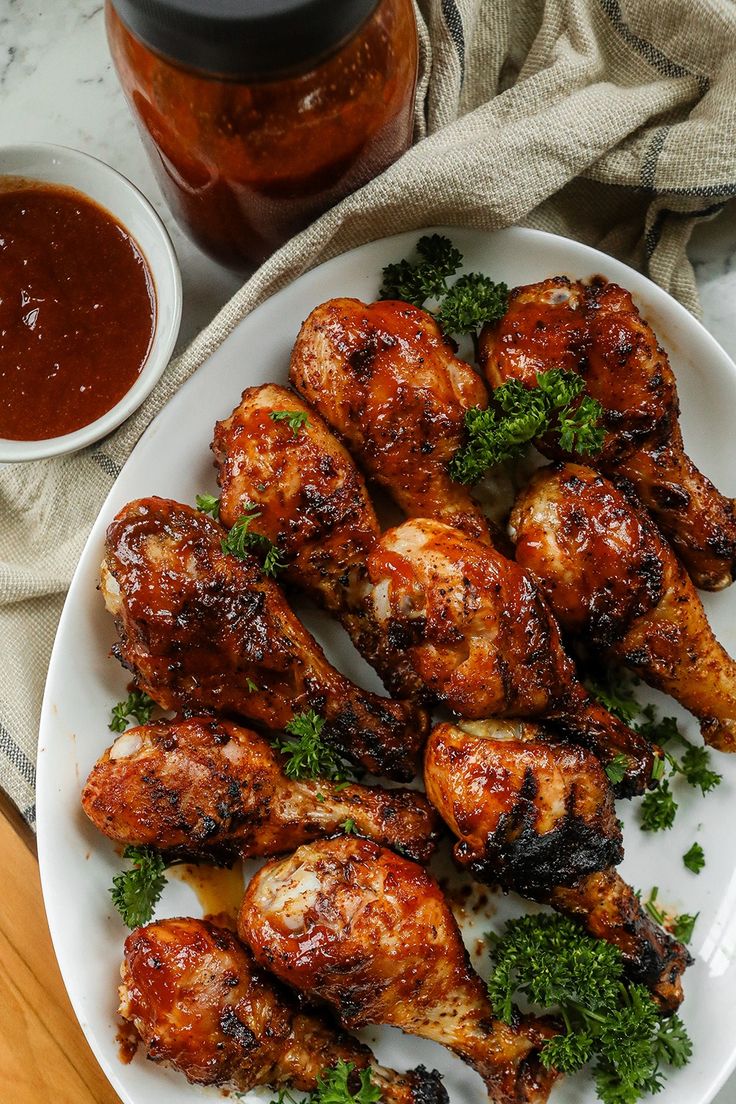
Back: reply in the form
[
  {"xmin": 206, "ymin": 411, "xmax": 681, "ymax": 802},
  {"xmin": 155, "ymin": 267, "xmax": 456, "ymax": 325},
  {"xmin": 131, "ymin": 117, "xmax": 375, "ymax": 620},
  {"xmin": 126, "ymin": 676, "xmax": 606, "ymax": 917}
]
[{"xmin": 105, "ymin": 0, "xmax": 418, "ymax": 269}]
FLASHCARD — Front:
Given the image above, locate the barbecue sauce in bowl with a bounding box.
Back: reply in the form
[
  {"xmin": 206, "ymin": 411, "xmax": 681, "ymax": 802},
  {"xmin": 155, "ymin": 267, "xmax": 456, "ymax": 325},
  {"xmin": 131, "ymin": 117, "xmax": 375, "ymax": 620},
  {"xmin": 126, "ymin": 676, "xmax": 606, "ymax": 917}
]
[{"xmin": 0, "ymin": 178, "xmax": 156, "ymax": 441}]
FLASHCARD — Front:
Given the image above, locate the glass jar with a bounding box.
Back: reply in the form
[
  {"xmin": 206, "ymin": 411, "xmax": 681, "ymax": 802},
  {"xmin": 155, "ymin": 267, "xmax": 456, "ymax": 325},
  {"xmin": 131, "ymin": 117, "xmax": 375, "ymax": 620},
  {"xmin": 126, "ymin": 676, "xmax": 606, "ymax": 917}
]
[{"xmin": 106, "ymin": 0, "xmax": 418, "ymax": 270}]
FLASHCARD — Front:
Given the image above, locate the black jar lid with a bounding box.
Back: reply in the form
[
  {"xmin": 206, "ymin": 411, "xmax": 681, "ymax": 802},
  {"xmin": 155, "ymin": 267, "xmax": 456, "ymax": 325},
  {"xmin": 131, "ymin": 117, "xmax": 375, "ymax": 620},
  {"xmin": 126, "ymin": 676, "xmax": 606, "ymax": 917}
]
[{"xmin": 110, "ymin": 0, "xmax": 381, "ymax": 79}]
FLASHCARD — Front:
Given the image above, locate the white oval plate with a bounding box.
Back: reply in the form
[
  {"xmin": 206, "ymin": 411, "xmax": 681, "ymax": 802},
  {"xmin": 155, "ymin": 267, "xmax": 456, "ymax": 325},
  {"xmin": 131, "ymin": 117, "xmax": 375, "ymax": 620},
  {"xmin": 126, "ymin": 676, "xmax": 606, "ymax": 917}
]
[{"xmin": 37, "ymin": 227, "xmax": 736, "ymax": 1104}]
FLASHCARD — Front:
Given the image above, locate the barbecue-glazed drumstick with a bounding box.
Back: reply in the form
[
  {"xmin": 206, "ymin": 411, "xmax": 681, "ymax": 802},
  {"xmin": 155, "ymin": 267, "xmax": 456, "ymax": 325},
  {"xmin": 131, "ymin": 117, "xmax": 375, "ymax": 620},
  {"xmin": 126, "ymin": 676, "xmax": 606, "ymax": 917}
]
[
  {"xmin": 424, "ymin": 721, "xmax": 690, "ymax": 1013},
  {"xmin": 101, "ymin": 497, "xmax": 428, "ymax": 781},
  {"xmin": 424, "ymin": 720, "xmax": 623, "ymax": 895},
  {"xmin": 478, "ymin": 277, "xmax": 736, "ymax": 590},
  {"xmin": 213, "ymin": 383, "xmax": 422, "ymax": 700},
  {"xmin": 512, "ymin": 463, "xmax": 736, "ymax": 752},
  {"xmin": 366, "ymin": 517, "xmax": 658, "ymax": 795},
  {"xmin": 289, "ymin": 297, "xmax": 494, "ymax": 543},
  {"xmin": 238, "ymin": 837, "xmax": 560, "ymax": 1104},
  {"xmin": 549, "ymin": 871, "xmax": 691, "ymax": 1014},
  {"xmin": 121, "ymin": 918, "xmax": 448, "ymax": 1104},
  {"xmin": 81, "ymin": 716, "xmax": 440, "ymax": 862}
]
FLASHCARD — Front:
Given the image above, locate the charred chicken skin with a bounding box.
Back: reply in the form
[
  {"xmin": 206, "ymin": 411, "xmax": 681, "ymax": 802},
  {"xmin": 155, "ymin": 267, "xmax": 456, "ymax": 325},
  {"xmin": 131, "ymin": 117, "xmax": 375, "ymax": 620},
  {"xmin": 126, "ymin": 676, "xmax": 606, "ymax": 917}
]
[
  {"xmin": 81, "ymin": 717, "xmax": 440, "ymax": 863},
  {"xmin": 366, "ymin": 517, "xmax": 658, "ymax": 795},
  {"xmin": 424, "ymin": 720, "xmax": 622, "ymax": 895},
  {"xmin": 289, "ymin": 297, "xmax": 495, "ymax": 543},
  {"xmin": 479, "ymin": 277, "xmax": 736, "ymax": 590},
  {"xmin": 549, "ymin": 871, "xmax": 691, "ymax": 1014},
  {"xmin": 424, "ymin": 721, "xmax": 689, "ymax": 1013},
  {"xmin": 213, "ymin": 383, "xmax": 422, "ymax": 700},
  {"xmin": 120, "ymin": 918, "xmax": 448, "ymax": 1104},
  {"xmin": 512, "ymin": 463, "xmax": 736, "ymax": 751},
  {"xmin": 101, "ymin": 497, "xmax": 428, "ymax": 782},
  {"xmin": 238, "ymin": 837, "xmax": 559, "ymax": 1104}
]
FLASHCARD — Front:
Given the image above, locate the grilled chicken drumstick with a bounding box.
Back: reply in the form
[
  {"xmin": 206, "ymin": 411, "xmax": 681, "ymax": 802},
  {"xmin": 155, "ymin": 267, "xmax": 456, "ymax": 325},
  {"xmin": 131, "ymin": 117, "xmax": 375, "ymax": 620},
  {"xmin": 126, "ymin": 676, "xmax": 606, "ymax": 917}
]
[
  {"xmin": 512, "ymin": 463, "xmax": 736, "ymax": 751},
  {"xmin": 366, "ymin": 517, "xmax": 658, "ymax": 795},
  {"xmin": 101, "ymin": 497, "xmax": 428, "ymax": 781},
  {"xmin": 213, "ymin": 383, "xmax": 422, "ymax": 699},
  {"xmin": 121, "ymin": 918, "xmax": 448, "ymax": 1104},
  {"xmin": 479, "ymin": 277, "xmax": 736, "ymax": 590},
  {"xmin": 238, "ymin": 837, "xmax": 560, "ymax": 1104},
  {"xmin": 424, "ymin": 719, "xmax": 623, "ymax": 894},
  {"xmin": 425, "ymin": 721, "xmax": 690, "ymax": 1012},
  {"xmin": 82, "ymin": 716, "xmax": 440, "ymax": 862},
  {"xmin": 289, "ymin": 297, "xmax": 495, "ymax": 543}
]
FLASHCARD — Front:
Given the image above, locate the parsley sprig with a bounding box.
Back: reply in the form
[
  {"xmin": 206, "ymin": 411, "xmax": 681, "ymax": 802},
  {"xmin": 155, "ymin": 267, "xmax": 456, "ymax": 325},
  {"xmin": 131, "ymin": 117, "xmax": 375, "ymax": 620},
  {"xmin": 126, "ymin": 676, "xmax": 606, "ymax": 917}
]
[
  {"xmin": 221, "ymin": 504, "xmax": 285, "ymax": 578},
  {"xmin": 380, "ymin": 234, "xmax": 463, "ymax": 307},
  {"xmin": 449, "ymin": 370, "xmax": 604, "ymax": 485},
  {"xmin": 110, "ymin": 845, "xmax": 167, "ymax": 928},
  {"xmin": 196, "ymin": 493, "xmax": 220, "ymax": 518},
  {"xmin": 644, "ymin": 887, "xmax": 698, "ymax": 945},
  {"xmin": 272, "ymin": 710, "xmax": 355, "ymax": 783},
  {"xmin": 380, "ymin": 233, "xmax": 508, "ymax": 338},
  {"xmin": 683, "ymin": 842, "xmax": 705, "ymax": 874},
  {"xmin": 269, "ymin": 409, "xmax": 310, "ymax": 435},
  {"xmin": 587, "ymin": 669, "xmax": 721, "ymax": 832},
  {"xmin": 267, "ymin": 1061, "xmax": 380, "ymax": 1104},
  {"xmin": 487, "ymin": 913, "xmax": 692, "ymax": 1104},
  {"xmin": 109, "ymin": 690, "xmax": 155, "ymax": 734}
]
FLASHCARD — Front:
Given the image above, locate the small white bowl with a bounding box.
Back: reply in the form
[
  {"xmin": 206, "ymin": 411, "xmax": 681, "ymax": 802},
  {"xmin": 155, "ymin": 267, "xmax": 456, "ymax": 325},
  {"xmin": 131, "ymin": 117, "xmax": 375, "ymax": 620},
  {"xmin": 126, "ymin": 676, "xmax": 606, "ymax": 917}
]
[{"xmin": 0, "ymin": 143, "xmax": 182, "ymax": 462}]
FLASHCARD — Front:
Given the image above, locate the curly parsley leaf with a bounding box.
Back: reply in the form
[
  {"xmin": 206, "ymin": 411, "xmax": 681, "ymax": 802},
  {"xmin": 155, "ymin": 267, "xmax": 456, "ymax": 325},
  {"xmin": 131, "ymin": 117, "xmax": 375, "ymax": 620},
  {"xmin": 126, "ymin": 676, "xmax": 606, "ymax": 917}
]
[
  {"xmin": 196, "ymin": 493, "xmax": 220, "ymax": 518},
  {"xmin": 640, "ymin": 779, "xmax": 678, "ymax": 831},
  {"xmin": 449, "ymin": 368, "xmax": 604, "ymax": 484},
  {"xmin": 272, "ymin": 710, "xmax": 355, "ymax": 783},
  {"xmin": 437, "ymin": 273, "xmax": 509, "ymax": 336},
  {"xmin": 683, "ymin": 842, "xmax": 705, "ymax": 874},
  {"xmin": 380, "ymin": 233, "xmax": 507, "ymax": 341},
  {"xmin": 672, "ymin": 912, "xmax": 698, "ymax": 944},
  {"xmin": 380, "ymin": 234, "xmax": 463, "ymax": 306},
  {"xmin": 269, "ymin": 410, "xmax": 309, "ymax": 435},
  {"xmin": 604, "ymin": 754, "xmax": 629, "ymax": 785},
  {"xmin": 110, "ymin": 845, "xmax": 167, "ymax": 928},
  {"xmin": 268, "ymin": 1061, "xmax": 380, "ymax": 1104},
  {"xmin": 221, "ymin": 506, "xmax": 285, "ymax": 578},
  {"xmin": 487, "ymin": 912, "xmax": 692, "ymax": 1104},
  {"xmin": 587, "ymin": 668, "xmax": 721, "ymax": 830},
  {"xmin": 678, "ymin": 745, "xmax": 721, "ymax": 795},
  {"xmin": 109, "ymin": 690, "xmax": 155, "ymax": 733}
]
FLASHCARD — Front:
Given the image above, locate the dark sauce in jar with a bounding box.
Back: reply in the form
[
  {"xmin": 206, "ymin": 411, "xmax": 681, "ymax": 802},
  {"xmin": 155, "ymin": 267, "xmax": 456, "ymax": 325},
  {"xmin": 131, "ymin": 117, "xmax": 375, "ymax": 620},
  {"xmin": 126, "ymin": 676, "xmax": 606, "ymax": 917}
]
[
  {"xmin": 106, "ymin": 0, "xmax": 418, "ymax": 269},
  {"xmin": 0, "ymin": 179, "xmax": 156, "ymax": 441}
]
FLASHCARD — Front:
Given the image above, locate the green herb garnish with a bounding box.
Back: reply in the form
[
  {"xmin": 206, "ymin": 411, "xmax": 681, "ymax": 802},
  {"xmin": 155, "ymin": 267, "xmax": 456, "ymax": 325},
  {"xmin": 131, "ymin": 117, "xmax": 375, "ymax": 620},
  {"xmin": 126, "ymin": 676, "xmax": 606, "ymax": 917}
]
[
  {"xmin": 380, "ymin": 234, "xmax": 463, "ymax": 307},
  {"xmin": 449, "ymin": 369, "xmax": 604, "ymax": 484},
  {"xmin": 437, "ymin": 272, "xmax": 510, "ymax": 337},
  {"xmin": 109, "ymin": 690, "xmax": 155, "ymax": 734},
  {"xmin": 196, "ymin": 493, "xmax": 220, "ymax": 518},
  {"xmin": 640, "ymin": 780, "xmax": 678, "ymax": 832},
  {"xmin": 272, "ymin": 710, "xmax": 354, "ymax": 782},
  {"xmin": 269, "ymin": 410, "xmax": 309, "ymax": 435},
  {"xmin": 221, "ymin": 505, "xmax": 285, "ymax": 577},
  {"xmin": 487, "ymin": 913, "xmax": 691, "ymax": 1103},
  {"xmin": 645, "ymin": 887, "xmax": 698, "ymax": 945},
  {"xmin": 604, "ymin": 753, "xmax": 629, "ymax": 785},
  {"xmin": 587, "ymin": 669, "xmax": 721, "ymax": 831},
  {"xmin": 683, "ymin": 842, "xmax": 705, "ymax": 874},
  {"xmin": 341, "ymin": 818, "xmax": 356, "ymax": 835},
  {"xmin": 268, "ymin": 1061, "xmax": 381, "ymax": 1104},
  {"xmin": 110, "ymin": 845, "xmax": 167, "ymax": 928}
]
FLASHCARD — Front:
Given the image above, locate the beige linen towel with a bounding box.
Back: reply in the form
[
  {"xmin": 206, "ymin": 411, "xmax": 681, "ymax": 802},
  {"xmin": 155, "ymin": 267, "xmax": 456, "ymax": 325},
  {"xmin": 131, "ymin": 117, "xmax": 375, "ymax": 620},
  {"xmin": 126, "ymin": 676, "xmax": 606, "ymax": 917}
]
[{"xmin": 2, "ymin": 0, "xmax": 736, "ymax": 824}]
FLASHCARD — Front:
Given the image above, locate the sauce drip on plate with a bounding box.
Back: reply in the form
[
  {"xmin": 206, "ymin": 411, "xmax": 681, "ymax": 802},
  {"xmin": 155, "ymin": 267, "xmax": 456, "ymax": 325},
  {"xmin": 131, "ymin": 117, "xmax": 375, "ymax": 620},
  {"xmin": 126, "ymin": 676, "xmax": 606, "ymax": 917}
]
[{"xmin": 0, "ymin": 178, "xmax": 156, "ymax": 441}]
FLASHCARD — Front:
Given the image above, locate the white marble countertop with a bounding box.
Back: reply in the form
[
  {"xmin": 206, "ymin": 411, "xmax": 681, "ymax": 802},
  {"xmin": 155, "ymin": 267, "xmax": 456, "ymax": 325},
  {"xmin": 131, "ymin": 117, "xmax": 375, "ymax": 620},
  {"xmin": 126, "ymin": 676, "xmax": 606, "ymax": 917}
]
[{"xmin": 2, "ymin": 3, "xmax": 735, "ymax": 1103}]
